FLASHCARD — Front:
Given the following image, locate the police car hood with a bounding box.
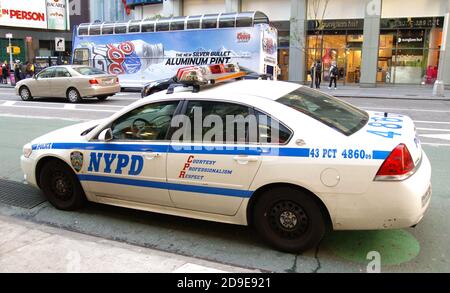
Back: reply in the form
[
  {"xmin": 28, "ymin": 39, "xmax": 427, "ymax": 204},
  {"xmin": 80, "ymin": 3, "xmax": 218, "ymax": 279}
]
[
  {"xmin": 31, "ymin": 119, "xmax": 104, "ymax": 144},
  {"xmin": 353, "ymin": 111, "xmax": 422, "ymax": 165}
]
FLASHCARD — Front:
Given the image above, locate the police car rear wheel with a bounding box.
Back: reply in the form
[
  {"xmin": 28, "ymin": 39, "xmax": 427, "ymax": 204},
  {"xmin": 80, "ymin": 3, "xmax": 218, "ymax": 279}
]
[
  {"xmin": 20, "ymin": 86, "xmax": 33, "ymax": 101},
  {"xmin": 253, "ymin": 187, "xmax": 326, "ymax": 253},
  {"xmin": 40, "ymin": 160, "xmax": 86, "ymax": 211}
]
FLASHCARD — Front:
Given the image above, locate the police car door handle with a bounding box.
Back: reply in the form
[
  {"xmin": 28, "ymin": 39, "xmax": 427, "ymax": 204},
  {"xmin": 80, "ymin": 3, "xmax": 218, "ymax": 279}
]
[
  {"xmin": 233, "ymin": 155, "xmax": 259, "ymax": 163},
  {"xmin": 145, "ymin": 152, "xmax": 161, "ymax": 160}
]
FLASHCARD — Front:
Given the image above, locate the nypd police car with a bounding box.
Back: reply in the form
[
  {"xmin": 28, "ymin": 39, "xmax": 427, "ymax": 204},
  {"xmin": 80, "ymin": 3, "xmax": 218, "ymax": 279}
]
[{"xmin": 21, "ymin": 78, "xmax": 432, "ymax": 252}]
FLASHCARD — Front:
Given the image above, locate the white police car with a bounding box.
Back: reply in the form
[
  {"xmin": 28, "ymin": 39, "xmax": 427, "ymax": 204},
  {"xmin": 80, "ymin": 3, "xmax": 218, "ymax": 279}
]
[{"xmin": 21, "ymin": 79, "xmax": 432, "ymax": 252}]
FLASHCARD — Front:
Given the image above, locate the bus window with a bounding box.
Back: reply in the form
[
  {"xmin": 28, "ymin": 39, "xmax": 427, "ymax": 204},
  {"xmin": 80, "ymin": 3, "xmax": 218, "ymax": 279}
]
[
  {"xmin": 102, "ymin": 23, "xmax": 114, "ymax": 35},
  {"xmin": 78, "ymin": 25, "xmax": 89, "ymax": 36},
  {"xmin": 236, "ymin": 13, "xmax": 253, "ymax": 27},
  {"xmin": 219, "ymin": 13, "xmax": 236, "ymax": 28},
  {"xmin": 129, "ymin": 21, "xmax": 141, "ymax": 33},
  {"xmin": 73, "ymin": 48, "xmax": 89, "ymax": 66},
  {"xmin": 156, "ymin": 19, "xmax": 170, "ymax": 32},
  {"xmin": 114, "ymin": 23, "xmax": 127, "ymax": 34},
  {"xmin": 201, "ymin": 14, "xmax": 219, "ymax": 29},
  {"xmin": 186, "ymin": 15, "xmax": 201, "ymax": 29},
  {"xmin": 254, "ymin": 12, "xmax": 269, "ymax": 24},
  {"xmin": 170, "ymin": 17, "xmax": 186, "ymax": 31},
  {"xmin": 141, "ymin": 21, "xmax": 155, "ymax": 32},
  {"xmin": 89, "ymin": 25, "xmax": 101, "ymax": 35}
]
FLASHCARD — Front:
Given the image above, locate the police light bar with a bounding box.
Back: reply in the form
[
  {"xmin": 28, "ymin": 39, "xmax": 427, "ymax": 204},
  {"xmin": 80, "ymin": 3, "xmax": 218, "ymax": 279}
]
[{"xmin": 175, "ymin": 63, "xmax": 246, "ymax": 85}]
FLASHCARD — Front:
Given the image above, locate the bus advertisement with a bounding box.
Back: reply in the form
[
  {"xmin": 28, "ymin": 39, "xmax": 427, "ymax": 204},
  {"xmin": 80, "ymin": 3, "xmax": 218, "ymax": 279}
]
[{"xmin": 72, "ymin": 12, "xmax": 278, "ymax": 88}]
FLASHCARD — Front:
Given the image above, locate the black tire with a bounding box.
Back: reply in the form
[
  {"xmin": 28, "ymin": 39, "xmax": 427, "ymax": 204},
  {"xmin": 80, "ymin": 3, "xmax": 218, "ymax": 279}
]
[
  {"xmin": 252, "ymin": 186, "xmax": 326, "ymax": 253},
  {"xmin": 19, "ymin": 86, "xmax": 33, "ymax": 101},
  {"xmin": 39, "ymin": 160, "xmax": 86, "ymax": 211},
  {"xmin": 67, "ymin": 88, "xmax": 82, "ymax": 103},
  {"xmin": 97, "ymin": 95, "xmax": 109, "ymax": 101}
]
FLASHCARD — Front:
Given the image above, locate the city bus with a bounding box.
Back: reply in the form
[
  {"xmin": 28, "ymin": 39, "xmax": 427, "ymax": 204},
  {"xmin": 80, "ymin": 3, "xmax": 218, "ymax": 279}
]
[{"xmin": 72, "ymin": 11, "xmax": 278, "ymax": 88}]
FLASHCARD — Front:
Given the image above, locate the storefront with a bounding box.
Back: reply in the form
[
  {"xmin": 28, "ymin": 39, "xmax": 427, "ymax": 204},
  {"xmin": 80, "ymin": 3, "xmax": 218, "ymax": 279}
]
[
  {"xmin": 274, "ymin": 16, "xmax": 444, "ymax": 85},
  {"xmin": 305, "ymin": 19, "xmax": 364, "ymax": 85},
  {"xmin": 378, "ymin": 17, "xmax": 443, "ymax": 85},
  {"xmin": 0, "ymin": 0, "xmax": 72, "ymax": 66}
]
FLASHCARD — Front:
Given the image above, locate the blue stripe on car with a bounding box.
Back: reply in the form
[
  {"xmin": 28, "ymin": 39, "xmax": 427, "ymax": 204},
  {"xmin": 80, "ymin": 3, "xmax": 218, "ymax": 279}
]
[{"xmin": 78, "ymin": 174, "xmax": 253, "ymax": 198}]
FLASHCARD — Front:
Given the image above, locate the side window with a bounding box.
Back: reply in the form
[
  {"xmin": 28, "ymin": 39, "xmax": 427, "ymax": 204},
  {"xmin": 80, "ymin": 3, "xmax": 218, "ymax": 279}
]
[
  {"xmin": 38, "ymin": 68, "xmax": 55, "ymax": 79},
  {"xmin": 255, "ymin": 111, "xmax": 292, "ymax": 144},
  {"xmin": 111, "ymin": 101, "xmax": 180, "ymax": 141},
  {"xmin": 55, "ymin": 68, "xmax": 71, "ymax": 78},
  {"xmin": 176, "ymin": 101, "xmax": 254, "ymax": 144},
  {"xmin": 73, "ymin": 48, "xmax": 89, "ymax": 66}
]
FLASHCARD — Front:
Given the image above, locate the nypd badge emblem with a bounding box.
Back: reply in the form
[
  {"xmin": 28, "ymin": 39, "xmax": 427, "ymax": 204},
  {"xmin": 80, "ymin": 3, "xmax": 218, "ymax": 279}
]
[{"xmin": 70, "ymin": 151, "xmax": 83, "ymax": 172}]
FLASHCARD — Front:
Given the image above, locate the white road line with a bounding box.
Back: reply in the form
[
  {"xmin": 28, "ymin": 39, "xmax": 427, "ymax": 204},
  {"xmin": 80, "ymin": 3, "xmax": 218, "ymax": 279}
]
[
  {"xmin": 414, "ymin": 120, "xmax": 450, "ymax": 125},
  {"xmin": 421, "ymin": 142, "xmax": 450, "ymax": 147},
  {"xmin": 3, "ymin": 101, "xmax": 15, "ymax": 106},
  {"xmin": 172, "ymin": 263, "xmax": 228, "ymax": 273},
  {"xmin": 0, "ymin": 113, "xmax": 87, "ymax": 121},
  {"xmin": 0, "ymin": 104, "xmax": 117, "ymax": 113},
  {"xmin": 64, "ymin": 104, "xmax": 76, "ymax": 110},
  {"xmin": 364, "ymin": 107, "xmax": 450, "ymax": 113},
  {"xmin": 417, "ymin": 127, "xmax": 450, "ymax": 132},
  {"xmin": 10, "ymin": 101, "xmax": 125, "ymax": 108}
]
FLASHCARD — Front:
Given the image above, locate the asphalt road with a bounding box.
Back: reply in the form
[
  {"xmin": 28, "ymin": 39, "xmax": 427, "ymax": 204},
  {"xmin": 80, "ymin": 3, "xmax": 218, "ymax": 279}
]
[{"xmin": 0, "ymin": 86, "xmax": 449, "ymax": 272}]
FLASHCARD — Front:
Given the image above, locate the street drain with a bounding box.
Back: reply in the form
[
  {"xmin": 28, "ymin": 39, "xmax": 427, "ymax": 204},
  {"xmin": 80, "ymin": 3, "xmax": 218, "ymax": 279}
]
[{"xmin": 0, "ymin": 179, "xmax": 46, "ymax": 209}]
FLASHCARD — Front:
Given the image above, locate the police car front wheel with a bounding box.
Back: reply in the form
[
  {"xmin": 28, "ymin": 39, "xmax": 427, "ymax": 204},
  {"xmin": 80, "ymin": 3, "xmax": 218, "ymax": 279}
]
[
  {"xmin": 39, "ymin": 160, "xmax": 86, "ymax": 211},
  {"xmin": 253, "ymin": 187, "xmax": 326, "ymax": 253}
]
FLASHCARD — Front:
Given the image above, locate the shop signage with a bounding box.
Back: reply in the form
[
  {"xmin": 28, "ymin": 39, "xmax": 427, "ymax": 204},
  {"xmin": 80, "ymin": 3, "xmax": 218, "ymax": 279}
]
[
  {"xmin": 381, "ymin": 17, "xmax": 444, "ymax": 29},
  {"xmin": 397, "ymin": 37, "xmax": 424, "ymax": 44},
  {"xmin": 0, "ymin": 0, "xmax": 69, "ymax": 30},
  {"xmin": 308, "ymin": 19, "xmax": 364, "ymax": 31}
]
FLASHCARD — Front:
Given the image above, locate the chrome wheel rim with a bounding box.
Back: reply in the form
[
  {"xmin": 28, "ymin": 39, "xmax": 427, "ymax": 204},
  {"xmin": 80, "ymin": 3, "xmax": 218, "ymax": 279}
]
[
  {"xmin": 21, "ymin": 88, "xmax": 30, "ymax": 99},
  {"xmin": 68, "ymin": 90, "xmax": 78, "ymax": 102}
]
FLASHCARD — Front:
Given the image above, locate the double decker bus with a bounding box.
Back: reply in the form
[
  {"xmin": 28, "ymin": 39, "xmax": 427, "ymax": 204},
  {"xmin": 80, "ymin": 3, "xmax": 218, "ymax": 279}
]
[{"xmin": 72, "ymin": 11, "xmax": 278, "ymax": 88}]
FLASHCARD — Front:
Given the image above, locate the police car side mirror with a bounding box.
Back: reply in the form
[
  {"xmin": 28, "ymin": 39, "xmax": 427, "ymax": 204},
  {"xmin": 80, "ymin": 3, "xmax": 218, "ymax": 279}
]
[{"xmin": 98, "ymin": 128, "xmax": 113, "ymax": 142}]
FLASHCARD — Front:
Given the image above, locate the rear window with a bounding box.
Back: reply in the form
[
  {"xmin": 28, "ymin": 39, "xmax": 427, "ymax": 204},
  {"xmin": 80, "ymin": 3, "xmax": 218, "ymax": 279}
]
[
  {"xmin": 73, "ymin": 67, "xmax": 106, "ymax": 75},
  {"xmin": 277, "ymin": 87, "xmax": 369, "ymax": 136}
]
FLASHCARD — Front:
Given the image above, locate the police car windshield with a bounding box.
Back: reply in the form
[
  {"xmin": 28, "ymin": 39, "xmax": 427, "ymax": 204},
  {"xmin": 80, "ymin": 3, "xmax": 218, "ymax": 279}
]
[
  {"xmin": 277, "ymin": 87, "xmax": 369, "ymax": 136},
  {"xmin": 74, "ymin": 67, "xmax": 106, "ymax": 75}
]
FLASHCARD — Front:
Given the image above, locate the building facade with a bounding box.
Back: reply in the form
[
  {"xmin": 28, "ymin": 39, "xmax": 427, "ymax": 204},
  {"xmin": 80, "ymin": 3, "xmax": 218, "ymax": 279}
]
[
  {"xmin": 0, "ymin": 0, "xmax": 90, "ymax": 65},
  {"xmin": 123, "ymin": 0, "xmax": 450, "ymax": 87}
]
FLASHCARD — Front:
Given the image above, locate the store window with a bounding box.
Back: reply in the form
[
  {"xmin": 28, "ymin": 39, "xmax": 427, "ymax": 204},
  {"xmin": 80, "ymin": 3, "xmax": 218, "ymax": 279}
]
[
  {"xmin": 377, "ymin": 27, "xmax": 442, "ymax": 85},
  {"xmin": 306, "ymin": 31, "xmax": 363, "ymax": 85}
]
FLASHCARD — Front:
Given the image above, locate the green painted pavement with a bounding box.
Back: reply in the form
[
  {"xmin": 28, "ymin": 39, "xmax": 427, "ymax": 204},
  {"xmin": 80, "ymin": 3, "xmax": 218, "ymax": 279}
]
[{"xmin": 0, "ymin": 117, "xmax": 78, "ymax": 181}]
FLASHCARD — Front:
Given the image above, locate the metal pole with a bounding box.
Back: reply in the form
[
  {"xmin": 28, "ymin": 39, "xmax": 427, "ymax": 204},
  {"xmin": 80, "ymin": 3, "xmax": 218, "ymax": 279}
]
[{"xmin": 8, "ymin": 37, "xmax": 13, "ymax": 70}]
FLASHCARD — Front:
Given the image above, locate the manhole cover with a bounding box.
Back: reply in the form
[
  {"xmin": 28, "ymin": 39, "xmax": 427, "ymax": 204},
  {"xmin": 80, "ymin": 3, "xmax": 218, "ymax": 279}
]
[{"xmin": 0, "ymin": 179, "xmax": 46, "ymax": 209}]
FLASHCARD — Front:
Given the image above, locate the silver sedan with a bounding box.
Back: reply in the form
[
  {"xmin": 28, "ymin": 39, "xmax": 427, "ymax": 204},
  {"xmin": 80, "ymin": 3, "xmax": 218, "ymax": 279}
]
[{"xmin": 15, "ymin": 65, "xmax": 121, "ymax": 103}]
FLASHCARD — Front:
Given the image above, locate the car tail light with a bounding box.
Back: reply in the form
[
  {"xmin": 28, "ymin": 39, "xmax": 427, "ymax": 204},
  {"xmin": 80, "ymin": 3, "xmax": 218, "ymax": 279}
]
[
  {"xmin": 115, "ymin": 77, "xmax": 119, "ymax": 83},
  {"xmin": 375, "ymin": 143, "xmax": 415, "ymax": 181},
  {"xmin": 89, "ymin": 79, "xmax": 99, "ymax": 85}
]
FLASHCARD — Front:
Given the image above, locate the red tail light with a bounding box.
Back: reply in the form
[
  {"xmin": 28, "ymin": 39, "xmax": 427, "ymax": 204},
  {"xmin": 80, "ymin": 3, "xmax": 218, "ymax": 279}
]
[
  {"xmin": 375, "ymin": 144, "xmax": 415, "ymax": 180},
  {"xmin": 115, "ymin": 77, "xmax": 119, "ymax": 83},
  {"xmin": 89, "ymin": 79, "xmax": 99, "ymax": 85}
]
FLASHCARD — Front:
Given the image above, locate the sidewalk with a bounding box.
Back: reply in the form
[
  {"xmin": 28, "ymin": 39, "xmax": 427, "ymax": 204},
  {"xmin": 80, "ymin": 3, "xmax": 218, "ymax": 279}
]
[
  {"xmin": 317, "ymin": 84, "xmax": 450, "ymax": 100},
  {"xmin": 0, "ymin": 215, "xmax": 258, "ymax": 273}
]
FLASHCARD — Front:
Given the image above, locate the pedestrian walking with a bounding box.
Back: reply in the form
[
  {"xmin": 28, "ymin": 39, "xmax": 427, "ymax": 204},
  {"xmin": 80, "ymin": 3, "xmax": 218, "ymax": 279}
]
[
  {"xmin": 2, "ymin": 62, "xmax": 9, "ymax": 84},
  {"xmin": 310, "ymin": 61, "xmax": 316, "ymax": 88},
  {"xmin": 14, "ymin": 61, "xmax": 21, "ymax": 83},
  {"xmin": 315, "ymin": 60, "xmax": 322, "ymax": 89},
  {"xmin": 328, "ymin": 61, "xmax": 338, "ymax": 90}
]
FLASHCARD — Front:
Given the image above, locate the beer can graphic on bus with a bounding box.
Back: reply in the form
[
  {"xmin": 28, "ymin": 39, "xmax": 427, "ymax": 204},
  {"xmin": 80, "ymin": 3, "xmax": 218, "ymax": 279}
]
[{"xmin": 90, "ymin": 40, "xmax": 164, "ymax": 75}]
